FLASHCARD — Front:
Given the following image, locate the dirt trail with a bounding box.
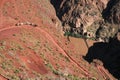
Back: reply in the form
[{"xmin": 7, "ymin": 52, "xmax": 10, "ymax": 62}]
[
  {"xmin": 96, "ymin": 65, "xmax": 115, "ymax": 80},
  {"xmin": 0, "ymin": 25, "xmax": 93, "ymax": 78},
  {"xmin": 0, "ymin": 25, "xmax": 113, "ymax": 79},
  {"xmin": 35, "ymin": 27, "xmax": 92, "ymax": 77}
]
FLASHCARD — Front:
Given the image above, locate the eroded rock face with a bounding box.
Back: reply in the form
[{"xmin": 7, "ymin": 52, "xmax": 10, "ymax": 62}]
[
  {"xmin": 58, "ymin": 0, "xmax": 108, "ymax": 27},
  {"xmin": 52, "ymin": 0, "xmax": 112, "ymax": 41},
  {"xmin": 51, "ymin": 0, "xmax": 120, "ymax": 42},
  {"xmin": 96, "ymin": 23, "xmax": 117, "ymax": 42}
]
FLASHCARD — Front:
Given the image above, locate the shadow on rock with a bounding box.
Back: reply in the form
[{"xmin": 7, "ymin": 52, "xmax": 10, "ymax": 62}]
[
  {"xmin": 50, "ymin": 0, "xmax": 63, "ymax": 17},
  {"xmin": 83, "ymin": 38, "xmax": 120, "ymax": 79}
]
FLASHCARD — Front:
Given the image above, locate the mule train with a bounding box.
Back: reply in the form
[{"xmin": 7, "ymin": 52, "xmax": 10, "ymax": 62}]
[{"xmin": 15, "ymin": 22, "xmax": 37, "ymax": 27}]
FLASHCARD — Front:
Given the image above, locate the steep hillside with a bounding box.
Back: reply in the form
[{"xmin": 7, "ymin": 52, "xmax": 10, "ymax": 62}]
[{"xmin": 0, "ymin": 0, "xmax": 117, "ymax": 80}]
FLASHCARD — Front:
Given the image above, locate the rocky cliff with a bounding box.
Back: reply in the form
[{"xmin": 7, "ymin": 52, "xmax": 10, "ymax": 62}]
[{"xmin": 51, "ymin": 0, "xmax": 119, "ymax": 42}]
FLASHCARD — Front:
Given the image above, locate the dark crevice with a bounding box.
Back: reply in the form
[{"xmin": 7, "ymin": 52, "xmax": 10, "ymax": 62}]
[
  {"xmin": 102, "ymin": 0, "xmax": 118, "ymax": 23},
  {"xmin": 50, "ymin": 0, "xmax": 63, "ymax": 20}
]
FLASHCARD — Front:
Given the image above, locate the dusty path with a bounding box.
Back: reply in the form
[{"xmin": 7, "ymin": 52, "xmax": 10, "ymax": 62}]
[
  {"xmin": 96, "ymin": 65, "xmax": 115, "ymax": 80},
  {"xmin": 0, "ymin": 25, "xmax": 113, "ymax": 79},
  {"xmin": 35, "ymin": 27, "xmax": 93, "ymax": 77},
  {"xmin": 0, "ymin": 25, "xmax": 93, "ymax": 78}
]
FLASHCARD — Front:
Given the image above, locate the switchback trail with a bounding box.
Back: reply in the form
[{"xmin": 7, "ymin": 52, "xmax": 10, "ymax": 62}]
[
  {"xmin": 0, "ymin": 25, "xmax": 93, "ymax": 78},
  {"xmin": 0, "ymin": 25, "xmax": 113, "ymax": 79},
  {"xmin": 35, "ymin": 27, "xmax": 93, "ymax": 78}
]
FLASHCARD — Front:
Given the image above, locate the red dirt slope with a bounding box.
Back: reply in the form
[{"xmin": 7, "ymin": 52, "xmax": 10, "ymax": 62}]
[{"xmin": 0, "ymin": 0, "xmax": 115, "ymax": 80}]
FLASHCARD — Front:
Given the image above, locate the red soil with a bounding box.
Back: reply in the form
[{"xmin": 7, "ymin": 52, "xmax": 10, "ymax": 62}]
[
  {"xmin": 0, "ymin": 0, "xmax": 116, "ymax": 80},
  {"xmin": 0, "ymin": 74, "xmax": 7, "ymax": 80}
]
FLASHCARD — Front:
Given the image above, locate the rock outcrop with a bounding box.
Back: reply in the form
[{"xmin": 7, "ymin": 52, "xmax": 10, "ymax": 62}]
[
  {"xmin": 51, "ymin": 0, "xmax": 120, "ymax": 42},
  {"xmin": 59, "ymin": 0, "xmax": 105, "ymax": 29}
]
